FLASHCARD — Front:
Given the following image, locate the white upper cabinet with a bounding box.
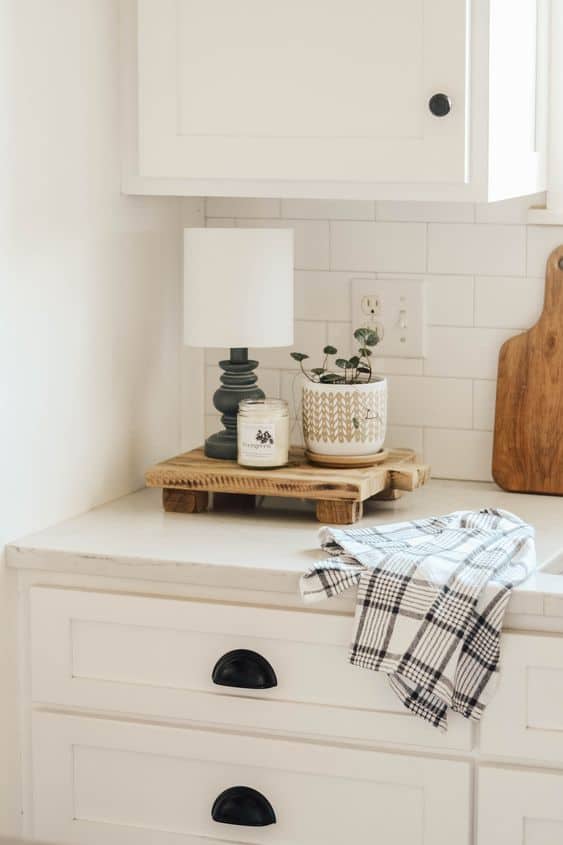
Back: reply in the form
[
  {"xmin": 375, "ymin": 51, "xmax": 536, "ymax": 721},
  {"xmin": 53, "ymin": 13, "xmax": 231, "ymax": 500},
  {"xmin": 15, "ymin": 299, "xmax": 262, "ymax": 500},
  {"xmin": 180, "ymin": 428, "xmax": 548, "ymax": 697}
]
[{"xmin": 121, "ymin": 0, "xmax": 549, "ymax": 201}]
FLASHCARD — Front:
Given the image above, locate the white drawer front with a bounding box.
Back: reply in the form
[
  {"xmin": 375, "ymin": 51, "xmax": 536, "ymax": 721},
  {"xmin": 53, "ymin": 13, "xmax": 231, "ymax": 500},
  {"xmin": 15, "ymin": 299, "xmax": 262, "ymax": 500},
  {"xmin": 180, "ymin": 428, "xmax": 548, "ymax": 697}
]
[
  {"xmin": 32, "ymin": 711, "xmax": 471, "ymax": 845},
  {"xmin": 30, "ymin": 587, "xmax": 471, "ymax": 750},
  {"xmin": 478, "ymin": 767, "xmax": 563, "ymax": 845},
  {"xmin": 481, "ymin": 632, "xmax": 563, "ymax": 764}
]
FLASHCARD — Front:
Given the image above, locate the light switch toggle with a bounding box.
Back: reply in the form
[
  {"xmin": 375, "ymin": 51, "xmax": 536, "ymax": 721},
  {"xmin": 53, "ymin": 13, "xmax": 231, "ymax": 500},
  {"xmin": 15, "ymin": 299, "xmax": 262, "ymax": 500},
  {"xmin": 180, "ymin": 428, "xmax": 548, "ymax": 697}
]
[{"xmin": 398, "ymin": 309, "xmax": 408, "ymax": 330}]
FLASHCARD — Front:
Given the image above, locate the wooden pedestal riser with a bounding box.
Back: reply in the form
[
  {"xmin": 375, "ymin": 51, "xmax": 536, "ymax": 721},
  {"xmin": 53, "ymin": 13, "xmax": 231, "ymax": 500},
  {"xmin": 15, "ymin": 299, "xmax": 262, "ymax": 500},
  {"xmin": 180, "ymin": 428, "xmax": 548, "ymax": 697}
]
[{"xmin": 146, "ymin": 447, "xmax": 430, "ymax": 524}]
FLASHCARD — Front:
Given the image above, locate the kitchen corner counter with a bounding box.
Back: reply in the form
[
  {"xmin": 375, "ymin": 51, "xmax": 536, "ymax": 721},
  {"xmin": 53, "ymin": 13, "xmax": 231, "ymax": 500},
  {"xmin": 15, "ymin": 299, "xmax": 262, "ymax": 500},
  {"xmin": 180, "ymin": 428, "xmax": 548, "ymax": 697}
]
[{"xmin": 6, "ymin": 480, "xmax": 563, "ymax": 629}]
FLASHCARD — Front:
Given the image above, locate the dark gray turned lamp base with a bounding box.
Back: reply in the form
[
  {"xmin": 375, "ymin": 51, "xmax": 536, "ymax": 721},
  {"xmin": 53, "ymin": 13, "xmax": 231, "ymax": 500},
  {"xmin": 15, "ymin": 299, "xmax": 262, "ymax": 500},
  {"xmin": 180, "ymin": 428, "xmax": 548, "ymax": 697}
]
[{"xmin": 205, "ymin": 347, "xmax": 265, "ymax": 461}]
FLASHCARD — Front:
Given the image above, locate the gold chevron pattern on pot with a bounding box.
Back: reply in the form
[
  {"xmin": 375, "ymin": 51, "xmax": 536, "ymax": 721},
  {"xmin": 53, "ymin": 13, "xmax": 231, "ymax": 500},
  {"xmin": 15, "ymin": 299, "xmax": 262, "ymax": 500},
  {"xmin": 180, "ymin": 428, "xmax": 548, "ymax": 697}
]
[{"xmin": 302, "ymin": 385, "xmax": 386, "ymax": 444}]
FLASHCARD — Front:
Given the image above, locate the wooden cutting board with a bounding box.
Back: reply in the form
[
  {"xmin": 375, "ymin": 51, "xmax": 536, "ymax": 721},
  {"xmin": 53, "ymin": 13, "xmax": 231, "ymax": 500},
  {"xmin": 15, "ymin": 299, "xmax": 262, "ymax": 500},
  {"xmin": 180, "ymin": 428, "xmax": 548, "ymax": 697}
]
[{"xmin": 492, "ymin": 246, "xmax": 563, "ymax": 494}]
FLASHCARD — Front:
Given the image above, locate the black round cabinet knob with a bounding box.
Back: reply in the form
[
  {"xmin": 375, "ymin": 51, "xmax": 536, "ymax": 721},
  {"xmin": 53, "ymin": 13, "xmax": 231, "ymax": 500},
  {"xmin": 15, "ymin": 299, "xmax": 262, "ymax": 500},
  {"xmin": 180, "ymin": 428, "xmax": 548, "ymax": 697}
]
[
  {"xmin": 428, "ymin": 93, "xmax": 452, "ymax": 117},
  {"xmin": 212, "ymin": 786, "xmax": 276, "ymax": 827},
  {"xmin": 211, "ymin": 649, "xmax": 277, "ymax": 689}
]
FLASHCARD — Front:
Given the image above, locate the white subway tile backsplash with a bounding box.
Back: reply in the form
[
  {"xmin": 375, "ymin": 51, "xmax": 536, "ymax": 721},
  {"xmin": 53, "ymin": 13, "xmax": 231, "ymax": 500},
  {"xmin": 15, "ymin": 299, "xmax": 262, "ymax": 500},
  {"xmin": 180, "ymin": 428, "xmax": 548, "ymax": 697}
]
[
  {"xmin": 373, "ymin": 222, "xmax": 427, "ymax": 273},
  {"xmin": 206, "ymin": 197, "xmax": 280, "ymax": 218},
  {"xmin": 288, "ymin": 420, "xmax": 305, "ymax": 448},
  {"xmin": 330, "ymin": 221, "xmax": 376, "ymax": 270},
  {"xmin": 426, "ymin": 275, "xmax": 474, "ymax": 327},
  {"xmin": 526, "ymin": 225, "xmax": 563, "ymax": 277},
  {"xmin": 475, "ymin": 193, "xmax": 545, "ymax": 224},
  {"xmin": 254, "ymin": 320, "xmax": 327, "ymax": 369},
  {"xmin": 424, "ymin": 326, "xmax": 514, "ymax": 379},
  {"xmin": 257, "ymin": 368, "xmax": 282, "ymax": 400},
  {"xmin": 424, "ymin": 429, "xmax": 494, "ymax": 481},
  {"xmin": 294, "ymin": 271, "xmax": 357, "ymax": 321},
  {"xmin": 238, "ymin": 218, "xmax": 330, "ymax": 270},
  {"xmin": 282, "ymin": 199, "xmax": 375, "ymax": 220},
  {"xmin": 387, "ymin": 375, "xmax": 473, "ymax": 429},
  {"xmin": 326, "ymin": 322, "xmax": 353, "ymax": 357},
  {"xmin": 473, "ymin": 380, "xmax": 497, "ymax": 431},
  {"xmin": 330, "ymin": 222, "xmax": 426, "ymax": 272},
  {"xmin": 204, "ymin": 366, "xmax": 218, "ymax": 413},
  {"xmin": 204, "ymin": 348, "xmax": 227, "ymax": 366},
  {"xmin": 200, "ymin": 194, "xmax": 556, "ymax": 481},
  {"xmin": 474, "ymin": 276, "xmax": 544, "ymax": 329},
  {"xmin": 384, "ymin": 425, "xmax": 424, "ymax": 458},
  {"xmin": 280, "ymin": 369, "xmax": 303, "ymax": 420},
  {"xmin": 385, "ymin": 425, "xmax": 424, "ymax": 454},
  {"xmin": 375, "ymin": 357, "xmax": 424, "ymax": 376},
  {"xmin": 204, "ymin": 413, "xmax": 221, "ymax": 437},
  {"xmin": 376, "ymin": 201, "xmax": 474, "ymax": 223},
  {"xmin": 428, "ymin": 224, "xmax": 526, "ymax": 276}
]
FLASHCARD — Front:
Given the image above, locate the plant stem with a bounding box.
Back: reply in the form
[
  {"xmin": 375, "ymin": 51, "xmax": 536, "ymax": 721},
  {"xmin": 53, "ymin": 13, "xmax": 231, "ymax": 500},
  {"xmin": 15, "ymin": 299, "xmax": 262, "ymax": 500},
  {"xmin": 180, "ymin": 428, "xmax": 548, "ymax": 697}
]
[{"xmin": 300, "ymin": 360, "xmax": 314, "ymax": 382}]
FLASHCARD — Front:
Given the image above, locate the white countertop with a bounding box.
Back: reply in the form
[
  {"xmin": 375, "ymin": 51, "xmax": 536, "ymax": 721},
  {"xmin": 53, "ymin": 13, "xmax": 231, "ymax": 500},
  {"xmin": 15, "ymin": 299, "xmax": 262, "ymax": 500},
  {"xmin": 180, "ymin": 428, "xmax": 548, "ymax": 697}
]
[{"xmin": 7, "ymin": 480, "xmax": 563, "ymax": 620}]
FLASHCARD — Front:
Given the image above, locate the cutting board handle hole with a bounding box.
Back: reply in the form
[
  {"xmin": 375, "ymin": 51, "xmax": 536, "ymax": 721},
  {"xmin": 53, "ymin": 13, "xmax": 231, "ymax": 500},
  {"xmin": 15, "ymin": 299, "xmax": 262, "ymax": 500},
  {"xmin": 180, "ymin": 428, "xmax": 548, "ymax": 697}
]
[{"xmin": 558, "ymin": 257, "xmax": 563, "ymax": 270}]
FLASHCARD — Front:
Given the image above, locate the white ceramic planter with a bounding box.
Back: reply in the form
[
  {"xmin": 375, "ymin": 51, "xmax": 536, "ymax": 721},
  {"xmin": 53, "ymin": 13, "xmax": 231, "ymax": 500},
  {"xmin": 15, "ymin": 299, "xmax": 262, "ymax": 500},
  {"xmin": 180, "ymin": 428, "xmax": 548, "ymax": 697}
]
[{"xmin": 302, "ymin": 376, "xmax": 387, "ymax": 457}]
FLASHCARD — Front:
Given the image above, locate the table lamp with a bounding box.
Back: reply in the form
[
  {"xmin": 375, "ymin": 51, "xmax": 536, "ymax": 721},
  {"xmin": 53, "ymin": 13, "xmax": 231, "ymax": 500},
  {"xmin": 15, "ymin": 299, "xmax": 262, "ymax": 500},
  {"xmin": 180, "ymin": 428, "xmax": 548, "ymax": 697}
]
[{"xmin": 184, "ymin": 227, "xmax": 294, "ymax": 460}]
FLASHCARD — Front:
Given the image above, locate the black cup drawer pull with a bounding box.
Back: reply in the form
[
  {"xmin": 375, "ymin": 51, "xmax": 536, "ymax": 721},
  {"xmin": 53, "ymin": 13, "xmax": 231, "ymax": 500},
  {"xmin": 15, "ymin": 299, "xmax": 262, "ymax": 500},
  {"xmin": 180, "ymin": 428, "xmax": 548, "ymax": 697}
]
[
  {"xmin": 428, "ymin": 92, "xmax": 452, "ymax": 117},
  {"xmin": 211, "ymin": 649, "xmax": 277, "ymax": 689},
  {"xmin": 212, "ymin": 785, "xmax": 276, "ymax": 827}
]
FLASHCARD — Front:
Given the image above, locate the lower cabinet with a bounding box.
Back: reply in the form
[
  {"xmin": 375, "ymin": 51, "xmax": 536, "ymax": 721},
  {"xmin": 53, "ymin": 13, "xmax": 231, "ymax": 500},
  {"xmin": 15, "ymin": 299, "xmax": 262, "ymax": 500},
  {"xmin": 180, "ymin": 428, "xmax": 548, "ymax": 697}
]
[
  {"xmin": 29, "ymin": 587, "xmax": 471, "ymax": 751},
  {"xmin": 478, "ymin": 767, "xmax": 563, "ymax": 845},
  {"xmin": 480, "ymin": 632, "xmax": 563, "ymax": 766},
  {"xmin": 32, "ymin": 711, "xmax": 471, "ymax": 845}
]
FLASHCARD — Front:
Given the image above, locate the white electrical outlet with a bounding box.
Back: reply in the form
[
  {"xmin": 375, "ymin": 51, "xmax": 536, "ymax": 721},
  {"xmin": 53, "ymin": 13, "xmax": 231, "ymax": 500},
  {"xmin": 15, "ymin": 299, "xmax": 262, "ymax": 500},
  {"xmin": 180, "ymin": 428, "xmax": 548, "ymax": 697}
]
[{"xmin": 351, "ymin": 277, "xmax": 426, "ymax": 358}]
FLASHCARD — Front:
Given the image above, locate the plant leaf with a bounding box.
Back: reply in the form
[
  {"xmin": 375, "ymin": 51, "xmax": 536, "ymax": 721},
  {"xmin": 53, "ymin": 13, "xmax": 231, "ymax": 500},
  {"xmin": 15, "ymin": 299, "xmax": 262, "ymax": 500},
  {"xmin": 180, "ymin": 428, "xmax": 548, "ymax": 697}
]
[
  {"xmin": 310, "ymin": 367, "xmax": 325, "ymax": 375},
  {"xmin": 352, "ymin": 417, "xmax": 360, "ymax": 429},
  {"xmin": 290, "ymin": 352, "xmax": 309, "ymax": 362},
  {"xmin": 335, "ymin": 358, "xmax": 348, "ymax": 369},
  {"xmin": 320, "ymin": 373, "xmax": 342, "ymax": 383},
  {"xmin": 353, "ymin": 327, "xmax": 369, "ymax": 341},
  {"xmin": 323, "ymin": 345, "xmax": 337, "ymax": 355},
  {"xmin": 359, "ymin": 347, "xmax": 372, "ymax": 357},
  {"xmin": 366, "ymin": 331, "xmax": 379, "ymax": 346},
  {"xmin": 349, "ymin": 355, "xmax": 360, "ymax": 367},
  {"xmin": 357, "ymin": 365, "xmax": 371, "ymax": 374}
]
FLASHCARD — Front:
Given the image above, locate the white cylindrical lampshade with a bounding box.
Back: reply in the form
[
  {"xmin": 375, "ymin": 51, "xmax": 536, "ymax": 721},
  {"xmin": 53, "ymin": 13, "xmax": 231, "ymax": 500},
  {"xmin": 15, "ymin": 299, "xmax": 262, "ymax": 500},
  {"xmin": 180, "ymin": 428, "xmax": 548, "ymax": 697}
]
[{"xmin": 184, "ymin": 227, "xmax": 294, "ymax": 348}]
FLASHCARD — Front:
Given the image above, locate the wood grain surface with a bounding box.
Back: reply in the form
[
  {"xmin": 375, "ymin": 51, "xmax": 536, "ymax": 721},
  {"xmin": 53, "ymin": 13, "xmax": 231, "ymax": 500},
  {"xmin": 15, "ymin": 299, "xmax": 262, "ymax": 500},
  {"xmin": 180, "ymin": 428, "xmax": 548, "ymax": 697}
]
[
  {"xmin": 145, "ymin": 447, "xmax": 430, "ymax": 523},
  {"xmin": 493, "ymin": 246, "xmax": 563, "ymax": 494}
]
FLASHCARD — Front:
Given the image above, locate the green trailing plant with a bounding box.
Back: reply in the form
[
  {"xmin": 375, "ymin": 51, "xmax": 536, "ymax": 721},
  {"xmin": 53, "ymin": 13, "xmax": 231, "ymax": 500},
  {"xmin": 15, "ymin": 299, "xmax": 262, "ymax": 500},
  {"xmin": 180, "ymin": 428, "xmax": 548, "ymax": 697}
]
[{"xmin": 290, "ymin": 327, "xmax": 380, "ymax": 385}]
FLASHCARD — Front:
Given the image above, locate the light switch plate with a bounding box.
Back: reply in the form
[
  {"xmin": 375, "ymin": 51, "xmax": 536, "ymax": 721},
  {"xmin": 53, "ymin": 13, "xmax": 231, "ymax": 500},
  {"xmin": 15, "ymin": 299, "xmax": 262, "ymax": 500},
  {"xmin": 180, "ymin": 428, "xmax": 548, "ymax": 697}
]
[{"xmin": 351, "ymin": 276, "xmax": 426, "ymax": 358}]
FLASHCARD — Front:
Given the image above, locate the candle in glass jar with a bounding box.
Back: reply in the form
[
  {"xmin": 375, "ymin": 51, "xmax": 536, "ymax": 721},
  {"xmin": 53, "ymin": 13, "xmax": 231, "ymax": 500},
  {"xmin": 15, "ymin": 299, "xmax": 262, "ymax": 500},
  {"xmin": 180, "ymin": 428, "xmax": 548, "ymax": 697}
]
[{"xmin": 237, "ymin": 399, "xmax": 289, "ymax": 468}]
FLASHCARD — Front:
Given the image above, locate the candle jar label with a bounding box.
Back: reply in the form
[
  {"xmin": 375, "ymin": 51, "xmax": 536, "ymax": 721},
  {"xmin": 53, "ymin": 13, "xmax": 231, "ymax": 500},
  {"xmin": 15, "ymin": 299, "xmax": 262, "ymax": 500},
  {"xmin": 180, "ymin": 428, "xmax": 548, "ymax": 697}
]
[
  {"xmin": 238, "ymin": 421, "xmax": 278, "ymax": 465},
  {"xmin": 237, "ymin": 398, "xmax": 289, "ymax": 468}
]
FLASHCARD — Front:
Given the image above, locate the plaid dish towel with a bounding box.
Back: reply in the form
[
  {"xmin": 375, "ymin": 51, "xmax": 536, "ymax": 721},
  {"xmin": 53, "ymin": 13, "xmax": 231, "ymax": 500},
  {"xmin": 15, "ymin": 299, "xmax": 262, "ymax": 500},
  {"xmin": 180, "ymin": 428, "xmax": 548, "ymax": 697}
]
[{"xmin": 301, "ymin": 509, "xmax": 536, "ymax": 730}]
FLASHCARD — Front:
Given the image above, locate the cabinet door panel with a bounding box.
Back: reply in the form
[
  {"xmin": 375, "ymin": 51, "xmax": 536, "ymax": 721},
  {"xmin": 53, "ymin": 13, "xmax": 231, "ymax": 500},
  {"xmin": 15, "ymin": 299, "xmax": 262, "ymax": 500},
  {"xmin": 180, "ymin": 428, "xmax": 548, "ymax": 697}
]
[
  {"xmin": 479, "ymin": 767, "xmax": 563, "ymax": 845},
  {"xmin": 137, "ymin": 0, "xmax": 469, "ymax": 184},
  {"xmin": 480, "ymin": 632, "xmax": 563, "ymax": 765},
  {"xmin": 32, "ymin": 711, "xmax": 471, "ymax": 845}
]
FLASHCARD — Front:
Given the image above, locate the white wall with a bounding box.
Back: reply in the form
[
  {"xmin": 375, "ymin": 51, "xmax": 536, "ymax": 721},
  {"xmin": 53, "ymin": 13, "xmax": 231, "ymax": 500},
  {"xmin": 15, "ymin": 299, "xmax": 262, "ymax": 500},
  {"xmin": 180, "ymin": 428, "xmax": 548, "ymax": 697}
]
[
  {"xmin": 0, "ymin": 2, "xmax": 198, "ymax": 834},
  {"xmin": 202, "ymin": 195, "xmax": 563, "ymax": 481}
]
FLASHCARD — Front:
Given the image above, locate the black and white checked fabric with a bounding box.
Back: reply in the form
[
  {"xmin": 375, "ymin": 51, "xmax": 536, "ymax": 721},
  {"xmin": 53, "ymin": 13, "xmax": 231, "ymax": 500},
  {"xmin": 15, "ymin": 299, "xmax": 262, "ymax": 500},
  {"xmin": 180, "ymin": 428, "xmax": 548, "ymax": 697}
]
[{"xmin": 301, "ymin": 509, "xmax": 536, "ymax": 730}]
